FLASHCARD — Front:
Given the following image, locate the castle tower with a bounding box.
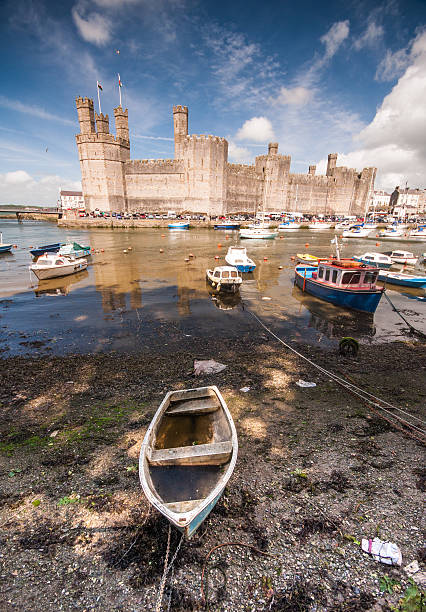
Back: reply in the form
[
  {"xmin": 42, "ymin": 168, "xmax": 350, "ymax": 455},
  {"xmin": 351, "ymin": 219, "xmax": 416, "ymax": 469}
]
[
  {"xmin": 114, "ymin": 106, "xmax": 129, "ymax": 142},
  {"xmin": 76, "ymin": 97, "xmax": 95, "ymax": 134},
  {"xmin": 326, "ymin": 153, "xmax": 338, "ymax": 176},
  {"xmin": 309, "ymin": 165, "xmax": 316, "ymax": 175},
  {"xmin": 75, "ymin": 97, "xmax": 129, "ymax": 212},
  {"xmin": 173, "ymin": 105, "xmax": 188, "ymax": 159},
  {"xmin": 95, "ymin": 112, "xmax": 109, "ymax": 134},
  {"xmin": 268, "ymin": 142, "xmax": 279, "ymax": 156}
]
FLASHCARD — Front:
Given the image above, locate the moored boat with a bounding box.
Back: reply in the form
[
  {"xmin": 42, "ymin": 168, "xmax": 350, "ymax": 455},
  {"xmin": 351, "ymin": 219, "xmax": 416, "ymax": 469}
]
[
  {"xmin": 30, "ymin": 243, "xmax": 62, "ymax": 257},
  {"xmin": 278, "ymin": 221, "xmax": 301, "ymax": 231},
  {"xmin": 139, "ymin": 386, "xmax": 238, "ymax": 538},
  {"xmin": 308, "ymin": 222, "xmax": 333, "ymax": 230},
  {"xmin": 296, "ymin": 253, "xmax": 320, "ymax": 265},
  {"xmin": 224, "ymin": 246, "xmax": 256, "ymax": 272},
  {"xmin": 214, "ymin": 222, "xmax": 240, "ymax": 230},
  {"xmin": 409, "ymin": 225, "xmax": 426, "ymax": 240},
  {"xmin": 30, "ymin": 253, "xmax": 88, "ymax": 280},
  {"xmin": 294, "ymin": 259, "xmax": 384, "ymax": 313},
  {"xmin": 168, "ymin": 222, "xmax": 189, "ymax": 230},
  {"xmin": 352, "ymin": 252, "xmax": 392, "ymax": 269},
  {"xmin": 379, "ymin": 225, "xmax": 404, "ymax": 238},
  {"xmin": 206, "ymin": 266, "xmax": 242, "ymax": 292},
  {"xmin": 377, "ymin": 270, "xmax": 426, "ymax": 289},
  {"xmin": 342, "ymin": 227, "xmax": 371, "ymax": 238},
  {"xmin": 239, "ymin": 226, "xmax": 277, "ymax": 239},
  {"xmin": 58, "ymin": 242, "xmax": 91, "ymax": 259},
  {"xmin": 0, "ymin": 232, "xmax": 13, "ymax": 253},
  {"xmin": 383, "ymin": 250, "xmax": 418, "ymax": 266}
]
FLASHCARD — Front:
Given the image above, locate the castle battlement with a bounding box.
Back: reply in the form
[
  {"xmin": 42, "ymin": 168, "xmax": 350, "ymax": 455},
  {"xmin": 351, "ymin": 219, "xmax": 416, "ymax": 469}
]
[{"xmin": 75, "ymin": 98, "xmax": 376, "ymax": 217}]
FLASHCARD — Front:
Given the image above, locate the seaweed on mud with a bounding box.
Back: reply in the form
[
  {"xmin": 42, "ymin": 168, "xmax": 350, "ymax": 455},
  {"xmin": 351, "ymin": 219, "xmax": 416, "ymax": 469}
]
[
  {"xmin": 270, "ymin": 580, "xmax": 326, "ymax": 610},
  {"xmin": 315, "ymin": 470, "xmax": 351, "ymax": 494},
  {"xmin": 297, "ymin": 517, "xmax": 339, "ymax": 540},
  {"xmin": 328, "ymin": 591, "xmax": 376, "ymax": 611},
  {"xmin": 363, "ymin": 416, "xmax": 394, "ymax": 436},
  {"xmin": 214, "ymin": 487, "xmax": 258, "ymax": 518},
  {"xmin": 282, "ymin": 474, "xmax": 310, "ymax": 493}
]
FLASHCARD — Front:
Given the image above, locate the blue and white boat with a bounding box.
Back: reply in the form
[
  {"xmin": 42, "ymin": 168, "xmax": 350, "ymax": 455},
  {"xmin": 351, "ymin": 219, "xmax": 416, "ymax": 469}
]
[
  {"xmin": 139, "ymin": 386, "xmax": 238, "ymax": 538},
  {"xmin": 225, "ymin": 246, "xmax": 256, "ymax": 272},
  {"xmin": 278, "ymin": 220, "xmax": 301, "ymax": 231},
  {"xmin": 0, "ymin": 233, "xmax": 13, "ymax": 253},
  {"xmin": 294, "ymin": 259, "xmax": 384, "ymax": 313},
  {"xmin": 30, "ymin": 243, "xmax": 62, "ymax": 257},
  {"xmin": 58, "ymin": 242, "xmax": 91, "ymax": 259},
  {"xmin": 352, "ymin": 252, "xmax": 392, "ymax": 269},
  {"xmin": 379, "ymin": 225, "xmax": 404, "ymax": 238},
  {"xmin": 378, "ymin": 270, "xmax": 426, "ymax": 289},
  {"xmin": 214, "ymin": 221, "xmax": 240, "ymax": 230},
  {"xmin": 168, "ymin": 221, "xmax": 189, "ymax": 230},
  {"xmin": 409, "ymin": 225, "xmax": 426, "ymax": 240},
  {"xmin": 342, "ymin": 226, "xmax": 371, "ymax": 238}
]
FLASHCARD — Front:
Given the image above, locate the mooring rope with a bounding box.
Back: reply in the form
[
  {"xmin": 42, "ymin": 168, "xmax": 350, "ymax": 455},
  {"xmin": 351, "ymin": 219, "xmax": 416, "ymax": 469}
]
[
  {"xmin": 155, "ymin": 526, "xmax": 184, "ymax": 612},
  {"xmin": 244, "ymin": 309, "xmax": 426, "ymax": 442},
  {"xmin": 382, "ymin": 290, "xmax": 426, "ymax": 339}
]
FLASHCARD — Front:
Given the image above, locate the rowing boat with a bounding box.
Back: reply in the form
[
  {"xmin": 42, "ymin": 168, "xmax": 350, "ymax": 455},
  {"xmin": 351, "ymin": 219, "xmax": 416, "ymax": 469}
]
[{"xmin": 139, "ymin": 386, "xmax": 238, "ymax": 538}]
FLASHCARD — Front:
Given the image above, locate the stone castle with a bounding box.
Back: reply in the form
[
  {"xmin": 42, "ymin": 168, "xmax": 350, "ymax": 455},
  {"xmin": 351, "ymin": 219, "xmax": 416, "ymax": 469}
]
[{"xmin": 75, "ymin": 97, "xmax": 376, "ymax": 216}]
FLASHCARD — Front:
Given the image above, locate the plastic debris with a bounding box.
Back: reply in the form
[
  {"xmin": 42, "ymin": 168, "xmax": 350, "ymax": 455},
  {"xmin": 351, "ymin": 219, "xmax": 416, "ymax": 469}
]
[
  {"xmin": 193, "ymin": 359, "xmax": 227, "ymax": 375},
  {"xmin": 296, "ymin": 380, "xmax": 317, "ymax": 388},
  {"xmin": 240, "ymin": 386, "xmax": 250, "ymax": 393},
  {"xmin": 361, "ymin": 537, "xmax": 402, "ymax": 566}
]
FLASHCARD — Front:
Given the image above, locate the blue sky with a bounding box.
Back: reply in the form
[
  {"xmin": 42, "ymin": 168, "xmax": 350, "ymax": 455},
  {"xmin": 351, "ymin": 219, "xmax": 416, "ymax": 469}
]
[{"xmin": 1, "ymin": 0, "xmax": 425, "ymax": 204}]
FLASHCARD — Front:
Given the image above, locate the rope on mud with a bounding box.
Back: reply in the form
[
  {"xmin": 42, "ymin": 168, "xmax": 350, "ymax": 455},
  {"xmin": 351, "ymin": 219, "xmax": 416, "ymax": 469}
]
[
  {"xmin": 200, "ymin": 542, "xmax": 278, "ymax": 610},
  {"xmin": 383, "ymin": 290, "xmax": 426, "ymax": 340},
  {"xmin": 155, "ymin": 526, "xmax": 184, "ymax": 612},
  {"xmin": 244, "ymin": 309, "xmax": 426, "ymax": 443}
]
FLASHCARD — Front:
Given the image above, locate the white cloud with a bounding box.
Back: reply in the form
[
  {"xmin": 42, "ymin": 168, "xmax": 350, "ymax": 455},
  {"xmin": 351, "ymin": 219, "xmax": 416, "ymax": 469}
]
[
  {"xmin": 0, "ymin": 171, "xmax": 81, "ymax": 205},
  {"xmin": 375, "ymin": 47, "xmax": 411, "ymax": 82},
  {"xmin": 236, "ymin": 117, "xmax": 275, "ymax": 143},
  {"xmin": 274, "ymin": 86, "xmax": 312, "ymax": 106},
  {"xmin": 4, "ymin": 170, "xmax": 33, "ymax": 185},
  {"xmin": 320, "ymin": 30, "xmax": 426, "ymax": 190},
  {"xmin": 72, "ymin": 3, "xmax": 112, "ymax": 46},
  {"xmin": 228, "ymin": 141, "xmax": 252, "ymax": 163},
  {"xmin": 353, "ymin": 22, "xmax": 384, "ymax": 50},
  {"xmin": 320, "ymin": 20, "xmax": 350, "ymax": 61},
  {"xmin": 0, "ymin": 96, "xmax": 75, "ymax": 126}
]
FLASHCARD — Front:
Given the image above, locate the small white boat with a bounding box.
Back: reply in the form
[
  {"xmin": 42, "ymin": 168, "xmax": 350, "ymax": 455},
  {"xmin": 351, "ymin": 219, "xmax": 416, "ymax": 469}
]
[
  {"xmin": 58, "ymin": 242, "xmax": 91, "ymax": 259},
  {"xmin": 168, "ymin": 221, "xmax": 189, "ymax": 230},
  {"xmin": 308, "ymin": 222, "xmax": 333, "ymax": 230},
  {"xmin": 225, "ymin": 246, "xmax": 256, "ymax": 272},
  {"xmin": 206, "ymin": 266, "xmax": 242, "ymax": 292},
  {"xmin": 342, "ymin": 227, "xmax": 371, "ymax": 238},
  {"xmin": 0, "ymin": 232, "xmax": 13, "ymax": 253},
  {"xmin": 278, "ymin": 221, "xmax": 301, "ymax": 231},
  {"xmin": 379, "ymin": 225, "xmax": 404, "ymax": 238},
  {"xmin": 383, "ymin": 250, "xmax": 418, "ymax": 266},
  {"xmin": 239, "ymin": 226, "xmax": 277, "ymax": 239},
  {"xmin": 335, "ymin": 221, "xmax": 352, "ymax": 230},
  {"xmin": 139, "ymin": 386, "xmax": 238, "ymax": 538},
  {"xmin": 378, "ymin": 270, "xmax": 426, "ymax": 289},
  {"xmin": 409, "ymin": 225, "xmax": 426, "ymax": 240},
  {"xmin": 352, "ymin": 252, "xmax": 392, "ymax": 269},
  {"xmin": 30, "ymin": 253, "xmax": 88, "ymax": 280}
]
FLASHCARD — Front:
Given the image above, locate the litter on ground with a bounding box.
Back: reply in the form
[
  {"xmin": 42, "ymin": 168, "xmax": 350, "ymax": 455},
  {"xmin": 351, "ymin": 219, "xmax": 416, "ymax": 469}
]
[
  {"xmin": 193, "ymin": 359, "xmax": 227, "ymax": 375},
  {"xmin": 296, "ymin": 379, "xmax": 317, "ymax": 388},
  {"xmin": 361, "ymin": 537, "xmax": 402, "ymax": 566}
]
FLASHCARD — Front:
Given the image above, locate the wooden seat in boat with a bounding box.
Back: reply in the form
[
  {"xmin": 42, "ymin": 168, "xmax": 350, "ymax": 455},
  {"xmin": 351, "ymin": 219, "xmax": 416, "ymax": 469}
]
[
  {"xmin": 167, "ymin": 396, "xmax": 220, "ymax": 415},
  {"xmin": 164, "ymin": 499, "xmax": 204, "ymax": 513},
  {"xmin": 148, "ymin": 441, "xmax": 232, "ymax": 466}
]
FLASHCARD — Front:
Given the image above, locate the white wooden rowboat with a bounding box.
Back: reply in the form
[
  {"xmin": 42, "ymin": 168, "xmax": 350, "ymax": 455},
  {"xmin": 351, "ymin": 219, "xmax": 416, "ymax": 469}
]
[{"xmin": 139, "ymin": 386, "xmax": 238, "ymax": 538}]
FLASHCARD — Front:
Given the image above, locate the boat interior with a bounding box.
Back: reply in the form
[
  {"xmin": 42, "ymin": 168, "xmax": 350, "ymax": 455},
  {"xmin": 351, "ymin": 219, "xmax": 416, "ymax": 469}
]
[{"xmin": 146, "ymin": 388, "xmax": 233, "ymax": 514}]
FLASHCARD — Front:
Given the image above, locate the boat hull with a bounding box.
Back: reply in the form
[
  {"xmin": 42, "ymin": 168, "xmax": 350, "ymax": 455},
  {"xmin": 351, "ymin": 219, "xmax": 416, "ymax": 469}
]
[
  {"xmin": 378, "ymin": 273, "xmax": 426, "ymax": 288},
  {"xmin": 30, "ymin": 243, "xmax": 62, "ymax": 257},
  {"xmin": 352, "ymin": 257, "xmax": 392, "ymax": 269},
  {"xmin": 168, "ymin": 223, "xmax": 189, "ymax": 230},
  {"xmin": 294, "ymin": 267, "xmax": 383, "ymax": 313},
  {"xmin": 31, "ymin": 260, "xmax": 88, "ymax": 280},
  {"xmin": 214, "ymin": 224, "xmax": 240, "ymax": 230},
  {"xmin": 0, "ymin": 244, "xmax": 13, "ymax": 253},
  {"xmin": 239, "ymin": 229, "xmax": 277, "ymax": 239}
]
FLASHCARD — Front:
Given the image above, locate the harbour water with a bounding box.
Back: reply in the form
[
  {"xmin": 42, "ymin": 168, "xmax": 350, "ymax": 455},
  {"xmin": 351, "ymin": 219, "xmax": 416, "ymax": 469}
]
[{"xmin": 0, "ymin": 219, "xmax": 425, "ymax": 356}]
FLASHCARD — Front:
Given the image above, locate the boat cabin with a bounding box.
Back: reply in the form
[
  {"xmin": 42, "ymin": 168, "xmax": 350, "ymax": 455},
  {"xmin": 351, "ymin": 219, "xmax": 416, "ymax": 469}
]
[
  {"xmin": 312, "ymin": 260, "xmax": 379, "ymax": 289},
  {"xmin": 211, "ymin": 266, "xmax": 241, "ymax": 281},
  {"xmin": 35, "ymin": 254, "xmax": 72, "ymax": 267}
]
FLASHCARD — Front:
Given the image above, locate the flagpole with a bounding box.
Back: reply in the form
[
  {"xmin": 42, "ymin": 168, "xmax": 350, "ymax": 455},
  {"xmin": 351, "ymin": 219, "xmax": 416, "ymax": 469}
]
[
  {"xmin": 97, "ymin": 81, "xmax": 102, "ymax": 114},
  {"xmin": 118, "ymin": 74, "xmax": 122, "ymax": 107}
]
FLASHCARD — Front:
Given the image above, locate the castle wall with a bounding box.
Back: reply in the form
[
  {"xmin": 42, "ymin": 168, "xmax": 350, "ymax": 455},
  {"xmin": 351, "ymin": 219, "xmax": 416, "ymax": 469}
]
[
  {"xmin": 124, "ymin": 159, "xmax": 186, "ymax": 210},
  {"xmin": 226, "ymin": 164, "xmax": 262, "ymax": 213}
]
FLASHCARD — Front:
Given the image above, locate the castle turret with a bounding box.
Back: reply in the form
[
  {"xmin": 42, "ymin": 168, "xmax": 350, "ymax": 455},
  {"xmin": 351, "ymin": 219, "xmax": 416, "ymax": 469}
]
[
  {"xmin": 309, "ymin": 165, "xmax": 316, "ymax": 175},
  {"xmin": 114, "ymin": 106, "xmax": 129, "ymax": 142},
  {"xmin": 95, "ymin": 112, "xmax": 109, "ymax": 134},
  {"xmin": 173, "ymin": 105, "xmax": 188, "ymax": 159},
  {"xmin": 268, "ymin": 142, "xmax": 279, "ymax": 156},
  {"xmin": 326, "ymin": 153, "xmax": 338, "ymax": 176},
  {"xmin": 76, "ymin": 97, "xmax": 95, "ymax": 134}
]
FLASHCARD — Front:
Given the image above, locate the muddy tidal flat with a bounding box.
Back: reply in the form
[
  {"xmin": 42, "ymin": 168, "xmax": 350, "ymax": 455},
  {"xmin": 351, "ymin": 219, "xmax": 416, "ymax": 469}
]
[{"xmin": 0, "ymin": 337, "xmax": 425, "ymax": 611}]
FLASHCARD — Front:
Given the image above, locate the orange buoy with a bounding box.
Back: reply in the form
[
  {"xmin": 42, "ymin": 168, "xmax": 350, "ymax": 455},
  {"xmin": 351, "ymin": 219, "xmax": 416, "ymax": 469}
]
[
  {"xmin": 161, "ymin": 234, "xmax": 166, "ymax": 237},
  {"xmin": 290, "ymin": 256, "xmax": 295, "ymax": 261},
  {"xmin": 376, "ymin": 242, "xmax": 380, "ymax": 247},
  {"xmin": 101, "ymin": 249, "xmax": 104, "ymax": 252},
  {"xmin": 128, "ymin": 246, "xmax": 132, "ymax": 250},
  {"xmin": 340, "ymin": 235, "xmax": 343, "ymax": 238},
  {"xmin": 375, "ymin": 234, "xmax": 379, "ymax": 238},
  {"xmin": 92, "ymin": 247, "xmax": 95, "ymax": 251},
  {"xmin": 264, "ymin": 257, "xmax": 268, "ymax": 261},
  {"xmin": 189, "ymin": 253, "xmax": 194, "ymax": 258},
  {"xmin": 217, "ymin": 243, "xmax": 222, "ymax": 248},
  {"xmin": 305, "ymin": 243, "xmax": 310, "ymax": 247},
  {"xmin": 13, "ymin": 244, "xmax": 17, "ymax": 248},
  {"xmin": 160, "ymin": 249, "xmax": 164, "ymax": 253},
  {"xmin": 280, "ymin": 235, "xmax": 284, "ymax": 239}
]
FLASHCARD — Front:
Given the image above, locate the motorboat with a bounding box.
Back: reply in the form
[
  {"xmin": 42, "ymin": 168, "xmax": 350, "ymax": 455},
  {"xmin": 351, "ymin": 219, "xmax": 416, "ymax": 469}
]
[
  {"xmin": 30, "ymin": 242, "xmax": 62, "ymax": 257},
  {"xmin": 308, "ymin": 222, "xmax": 333, "ymax": 230},
  {"xmin": 278, "ymin": 220, "xmax": 301, "ymax": 231},
  {"xmin": 206, "ymin": 266, "xmax": 242, "ymax": 292},
  {"xmin": 30, "ymin": 253, "xmax": 88, "ymax": 280},
  {"xmin": 225, "ymin": 246, "xmax": 256, "ymax": 272},
  {"xmin": 239, "ymin": 226, "xmax": 277, "ymax": 239},
  {"xmin": 352, "ymin": 252, "xmax": 392, "ymax": 269},
  {"xmin": 342, "ymin": 227, "xmax": 371, "ymax": 238},
  {"xmin": 0, "ymin": 232, "xmax": 13, "ymax": 253},
  {"xmin": 294, "ymin": 259, "xmax": 384, "ymax": 313},
  {"xmin": 383, "ymin": 250, "xmax": 418, "ymax": 266},
  {"xmin": 139, "ymin": 386, "xmax": 238, "ymax": 538},
  {"xmin": 379, "ymin": 225, "xmax": 404, "ymax": 238},
  {"xmin": 296, "ymin": 253, "xmax": 320, "ymax": 265},
  {"xmin": 409, "ymin": 225, "xmax": 426, "ymax": 240},
  {"xmin": 378, "ymin": 270, "xmax": 426, "ymax": 289},
  {"xmin": 58, "ymin": 242, "xmax": 91, "ymax": 259},
  {"xmin": 335, "ymin": 221, "xmax": 353, "ymax": 230},
  {"xmin": 214, "ymin": 221, "xmax": 240, "ymax": 230},
  {"xmin": 168, "ymin": 221, "xmax": 189, "ymax": 230}
]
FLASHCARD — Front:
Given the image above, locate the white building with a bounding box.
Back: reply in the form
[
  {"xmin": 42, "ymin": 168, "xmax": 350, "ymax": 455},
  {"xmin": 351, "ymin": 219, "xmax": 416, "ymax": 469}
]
[
  {"xmin": 370, "ymin": 190, "xmax": 391, "ymax": 212},
  {"xmin": 60, "ymin": 190, "xmax": 85, "ymax": 210},
  {"xmin": 393, "ymin": 188, "xmax": 425, "ymax": 218}
]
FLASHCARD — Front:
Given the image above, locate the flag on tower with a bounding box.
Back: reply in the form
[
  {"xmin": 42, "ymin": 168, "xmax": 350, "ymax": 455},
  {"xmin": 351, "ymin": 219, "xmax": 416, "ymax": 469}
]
[
  {"xmin": 97, "ymin": 81, "xmax": 103, "ymax": 91},
  {"xmin": 118, "ymin": 74, "xmax": 123, "ymax": 87}
]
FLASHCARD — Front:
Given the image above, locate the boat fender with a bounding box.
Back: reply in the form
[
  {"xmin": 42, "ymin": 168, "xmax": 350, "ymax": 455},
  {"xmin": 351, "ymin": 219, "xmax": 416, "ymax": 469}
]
[{"xmin": 339, "ymin": 337, "xmax": 359, "ymax": 357}]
